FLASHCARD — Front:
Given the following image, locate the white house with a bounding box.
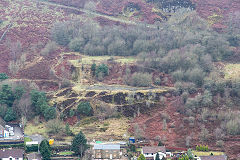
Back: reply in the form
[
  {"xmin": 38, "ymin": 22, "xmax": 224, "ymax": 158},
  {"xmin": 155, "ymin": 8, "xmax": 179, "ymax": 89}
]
[
  {"xmin": 142, "ymin": 146, "xmax": 167, "ymax": 160},
  {"xmin": 3, "ymin": 129, "xmax": 10, "ymax": 138},
  {"xmin": 0, "ymin": 149, "xmax": 24, "ymax": 160}
]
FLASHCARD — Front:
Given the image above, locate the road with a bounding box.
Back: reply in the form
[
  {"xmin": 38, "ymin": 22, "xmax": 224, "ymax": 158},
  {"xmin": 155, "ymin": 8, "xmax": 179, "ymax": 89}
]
[{"xmin": 25, "ymin": 134, "xmax": 45, "ymax": 144}]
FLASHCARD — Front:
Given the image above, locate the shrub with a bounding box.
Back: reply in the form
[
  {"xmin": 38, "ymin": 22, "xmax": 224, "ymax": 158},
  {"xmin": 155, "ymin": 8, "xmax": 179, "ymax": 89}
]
[
  {"xmin": 172, "ymin": 69, "xmax": 184, "ymax": 82},
  {"xmin": 40, "ymin": 41, "xmax": 58, "ymax": 56},
  {"xmin": 65, "ymin": 123, "xmax": 73, "ymax": 136},
  {"xmin": 216, "ymin": 140, "xmax": 224, "ymax": 147},
  {"xmin": 26, "ymin": 145, "xmax": 38, "ymax": 152},
  {"xmin": 69, "ymin": 109, "xmax": 75, "ymax": 117},
  {"xmin": 60, "ymin": 79, "xmax": 72, "ymax": 89},
  {"xmin": 68, "ymin": 37, "xmax": 85, "ymax": 52},
  {"xmin": 129, "ymin": 144, "xmax": 136, "ymax": 152},
  {"xmin": 51, "ymin": 22, "xmax": 73, "ymax": 46},
  {"xmin": 47, "ymin": 119, "xmax": 64, "ymax": 134},
  {"xmin": 0, "ymin": 73, "xmax": 8, "ymax": 81},
  {"xmin": 96, "ymin": 64, "xmax": 109, "ymax": 77},
  {"xmin": 185, "ymin": 67, "xmax": 205, "ymax": 87},
  {"xmin": 154, "ymin": 77, "xmax": 161, "ymax": 85},
  {"xmin": 129, "ymin": 72, "xmax": 152, "ymax": 87},
  {"xmin": 40, "ymin": 139, "xmax": 51, "ymax": 160},
  {"xmin": 182, "ymin": 92, "xmax": 189, "ymax": 104},
  {"xmin": 226, "ymin": 119, "xmax": 240, "ymax": 135},
  {"xmin": 44, "ymin": 107, "xmax": 56, "ymax": 121},
  {"xmin": 91, "ymin": 63, "xmax": 97, "ymax": 76},
  {"xmin": 77, "ymin": 101, "xmax": 93, "ymax": 116},
  {"xmin": 4, "ymin": 108, "xmax": 16, "ymax": 122},
  {"xmin": 199, "ymin": 128, "xmax": 210, "ymax": 142}
]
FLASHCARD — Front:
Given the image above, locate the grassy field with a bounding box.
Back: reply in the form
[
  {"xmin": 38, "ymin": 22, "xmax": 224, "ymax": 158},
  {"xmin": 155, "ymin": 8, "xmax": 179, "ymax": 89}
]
[
  {"xmin": 69, "ymin": 54, "xmax": 137, "ymax": 66},
  {"xmin": 192, "ymin": 151, "xmax": 225, "ymax": 157},
  {"xmin": 24, "ymin": 122, "xmax": 48, "ymax": 138},
  {"xmin": 59, "ymin": 151, "xmax": 73, "ymax": 155},
  {"xmin": 72, "ymin": 117, "xmax": 130, "ymax": 140},
  {"xmin": 224, "ymin": 63, "xmax": 240, "ymax": 80},
  {"xmin": 24, "ymin": 137, "xmax": 33, "ymax": 145}
]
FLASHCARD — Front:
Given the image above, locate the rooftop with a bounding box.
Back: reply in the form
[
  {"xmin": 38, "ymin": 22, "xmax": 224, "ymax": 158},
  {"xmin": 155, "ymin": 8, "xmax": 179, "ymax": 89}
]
[
  {"xmin": 0, "ymin": 149, "xmax": 24, "ymax": 158},
  {"xmin": 199, "ymin": 155, "xmax": 227, "ymax": 160},
  {"xmin": 142, "ymin": 146, "xmax": 166, "ymax": 154},
  {"xmin": 94, "ymin": 144, "xmax": 120, "ymax": 150}
]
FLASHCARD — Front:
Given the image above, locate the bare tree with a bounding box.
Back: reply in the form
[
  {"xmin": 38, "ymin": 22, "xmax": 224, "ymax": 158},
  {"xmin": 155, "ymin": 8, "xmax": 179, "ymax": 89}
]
[
  {"xmin": 8, "ymin": 40, "xmax": 22, "ymax": 61},
  {"xmin": 185, "ymin": 136, "xmax": 192, "ymax": 147},
  {"xmin": 134, "ymin": 124, "xmax": 144, "ymax": 140}
]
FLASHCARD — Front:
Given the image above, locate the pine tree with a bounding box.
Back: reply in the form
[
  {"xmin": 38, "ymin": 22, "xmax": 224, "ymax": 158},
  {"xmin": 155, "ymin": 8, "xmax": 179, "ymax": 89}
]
[
  {"xmin": 196, "ymin": 145, "xmax": 199, "ymax": 151},
  {"xmin": 206, "ymin": 145, "xmax": 209, "ymax": 151},
  {"xmin": 71, "ymin": 131, "xmax": 87, "ymax": 157},
  {"xmin": 155, "ymin": 153, "xmax": 160, "ymax": 160},
  {"xmin": 65, "ymin": 123, "xmax": 73, "ymax": 136},
  {"xmin": 39, "ymin": 139, "xmax": 51, "ymax": 160}
]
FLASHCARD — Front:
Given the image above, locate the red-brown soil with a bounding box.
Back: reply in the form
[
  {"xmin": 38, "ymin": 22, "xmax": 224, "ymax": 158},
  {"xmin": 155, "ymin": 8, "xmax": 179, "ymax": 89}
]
[
  {"xmin": 193, "ymin": 0, "xmax": 240, "ymax": 30},
  {"xmin": 130, "ymin": 94, "xmax": 240, "ymax": 159}
]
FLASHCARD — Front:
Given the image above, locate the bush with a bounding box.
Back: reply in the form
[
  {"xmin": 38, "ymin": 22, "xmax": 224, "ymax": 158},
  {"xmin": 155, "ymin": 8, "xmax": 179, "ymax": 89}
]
[
  {"xmin": 60, "ymin": 79, "xmax": 72, "ymax": 89},
  {"xmin": 65, "ymin": 123, "xmax": 73, "ymax": 136},
  {"xmin": 44, "ymin": 107, "xmax": 56, "ymax": 121},
  {"xmin": 185, "ymin": 67, "xmax": 205, "ymax": 87},
  {"xmin": 40, "ymin": 41, "xmax": 58, "ymax": 56},
  {"xmin": 199, "ymin": 128, "xmax": 210, "ymax": 142},
  {"xmin": 96, "ymin": 64, "xmax": 109, "ymax": 77},
  {"xmin": 154, "ymin": 77, "xmax": 161, "ymax": 85},
  {"xmin": 0, "ymin": 73, "xmax": 8, "ymax": 81},
  {"xmin": 129, "ymin": 144, "xmax": 136, "ymax": 152},
  {"xmin": 216, "ymin": 140, "xmax": 224, "ymax": 147},
  {"xmin": 77, "ymin": 101, "xmax": 93, "ymax": 116},
  {"xmin": 91, "ymin": 63, "xmax": 97, "ymax": 76},
  {"xmin": 226, "ymin": 119, "xmax": 240, "ymax": 135},
  {"xmin": 69, "ymin": 109, "xmax": 75, "ymax": 117},
  {"xmin": 51, "ymin": 22, "xmax": 73, "ymax": 46},
  {"xmin": 68, "ymin": 37, "xmax": 86, "ymax": 52},
  {"xmin": 26, "ymin": 145, "xmax": 38, "ymax": 152},
  {"xmin": 47, "ymin": 119, "xmax": 64, "ymax": 134},
  {"xmin": 128, "ymin": 72, "xmax": 152, "ymax": 87},
  {"xmin": 40, "ymin": 139, "xmax": 51, "ymax": 160},
  {"xmin": 4, "ymin": 108, "xmax": 16, "ymax": 122}
]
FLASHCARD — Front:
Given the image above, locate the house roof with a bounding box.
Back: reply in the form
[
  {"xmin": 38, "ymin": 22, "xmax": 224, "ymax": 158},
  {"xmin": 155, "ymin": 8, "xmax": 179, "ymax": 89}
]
[
  {"xmin": 27, "ymin": 152, "xmax": 42, "ymax": 160},
  {"xmin": 94, "ymin": 144, "xmax": 120, "ymax": 150},
  {"xmin": 199, "ymin": 155, "xmax": 227, "ymax": 160},
  {"xmin": 0, "ymin": 149, "xmax": 24, "ymax": 158},
  {"xmin": 142, "ymin": 146, "xmax": 166, "ymax": 154}
]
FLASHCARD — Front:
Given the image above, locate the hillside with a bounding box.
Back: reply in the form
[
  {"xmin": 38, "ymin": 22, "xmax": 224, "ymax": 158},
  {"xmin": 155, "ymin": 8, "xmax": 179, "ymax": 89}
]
[{"xmin": 0, "ymin": 0, "xmax": 240, "ymax": 159}]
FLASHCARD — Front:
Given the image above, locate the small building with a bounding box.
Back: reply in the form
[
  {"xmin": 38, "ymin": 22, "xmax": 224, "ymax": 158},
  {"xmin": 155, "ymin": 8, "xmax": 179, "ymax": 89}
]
[
  {"xmin": 199, "ymin": 155, "xmax": 227, "ymax": 160},
  {"xmin": 3, "ymin": 129, "xmax": 10, "ymax": 138},
  {"xmin": 93, "ymin": 144, "xmax": 121, "ymax": 159},
  {"xmin": 0, "ymin": 148, "xmax": 24, "ymax": 160},
  {"xmin": 142, "ymin": 146, "xmax": 167, "ymax": 160},
  {"xmin": 27, "ymin": 152, "xmax": 42, "ymax": 160},
  {"xmin": 129, "ymin": 137, "xmax": 135, "ymax": 144}
]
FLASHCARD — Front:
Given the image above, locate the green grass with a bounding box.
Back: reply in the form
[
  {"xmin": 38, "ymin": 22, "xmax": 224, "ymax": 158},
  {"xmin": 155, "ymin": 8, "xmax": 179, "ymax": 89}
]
[
  {"xmin": 24, "ymin": 122, "xmax": 48, "ymax": 138},
  {"xmin": 192, "ymin": 151, "xmax": 225, "ymax": 157},
  {"xmin": 24, "ymin": 137, "xmax": 32, "ymax": 145},
  {"xmin": 224, "ymin": 63, "xmax": 240, "ymax": 80},
  {"xmin": 59, "ymin": 151, "xmax": 73, "ymax": 155}
]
